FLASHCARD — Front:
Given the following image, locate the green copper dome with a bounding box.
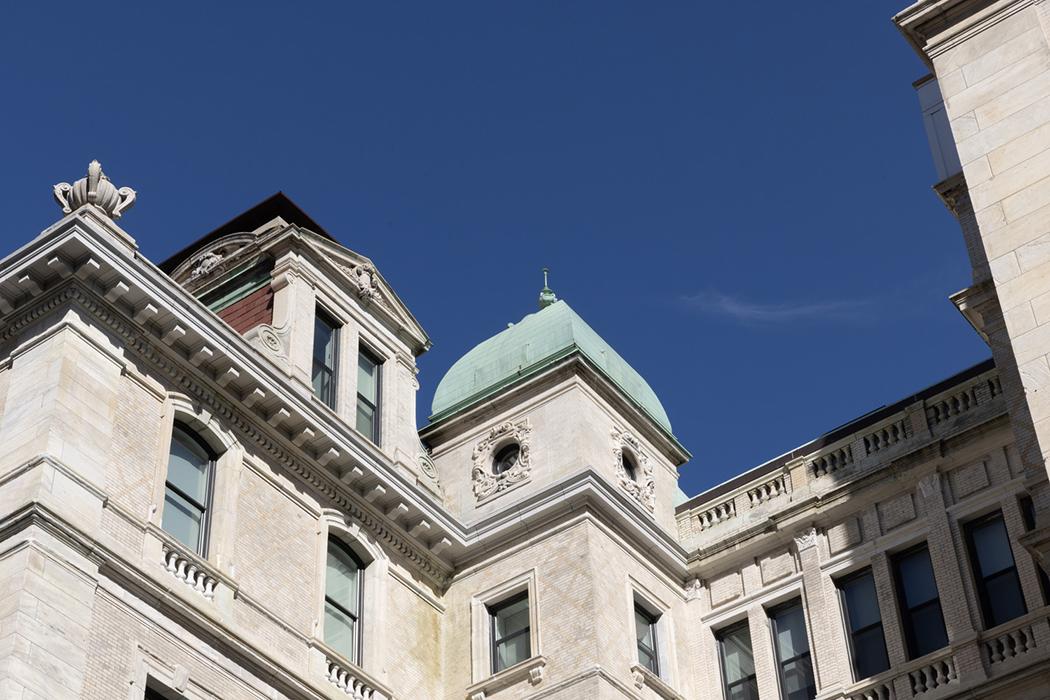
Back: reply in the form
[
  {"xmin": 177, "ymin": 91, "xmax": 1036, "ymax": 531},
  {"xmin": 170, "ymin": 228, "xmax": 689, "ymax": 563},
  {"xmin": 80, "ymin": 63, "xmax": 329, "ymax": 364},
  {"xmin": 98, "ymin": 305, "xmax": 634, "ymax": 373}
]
[{"xmin": 430, "ymin": 300, "xmax": 673, "ymax": 433}]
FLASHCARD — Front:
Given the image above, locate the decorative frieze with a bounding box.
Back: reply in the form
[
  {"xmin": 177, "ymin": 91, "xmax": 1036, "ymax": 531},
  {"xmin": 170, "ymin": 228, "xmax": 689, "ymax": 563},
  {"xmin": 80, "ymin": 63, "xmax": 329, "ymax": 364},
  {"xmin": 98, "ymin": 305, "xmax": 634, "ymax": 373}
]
[
  {"xmin": 471, "ymin": 420, "xmax": 532, "ymax": 501},
  {"xmin": 611, "ymin": 428, "xmax": 655, "ymax": 512}
]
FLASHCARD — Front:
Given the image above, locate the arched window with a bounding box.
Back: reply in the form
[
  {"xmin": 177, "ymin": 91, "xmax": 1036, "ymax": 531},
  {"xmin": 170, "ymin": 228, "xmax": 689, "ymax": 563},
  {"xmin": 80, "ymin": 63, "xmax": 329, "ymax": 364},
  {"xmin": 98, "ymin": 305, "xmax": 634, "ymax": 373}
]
[
  {"xmin": 325, "ymin": 538, "xmax": 365, "ymax": 663},
  {"xmin": 161, "ymin": 424, "xmax": 216, "ymax": 556}
]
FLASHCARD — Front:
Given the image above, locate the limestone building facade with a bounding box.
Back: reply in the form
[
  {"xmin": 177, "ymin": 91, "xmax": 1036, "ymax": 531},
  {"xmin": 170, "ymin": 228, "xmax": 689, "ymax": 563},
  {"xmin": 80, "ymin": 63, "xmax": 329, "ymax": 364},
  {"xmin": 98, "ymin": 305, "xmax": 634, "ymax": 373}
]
[{"xmin": 5, "ymin": 2, "xmax": 1050, "ymax": 699}]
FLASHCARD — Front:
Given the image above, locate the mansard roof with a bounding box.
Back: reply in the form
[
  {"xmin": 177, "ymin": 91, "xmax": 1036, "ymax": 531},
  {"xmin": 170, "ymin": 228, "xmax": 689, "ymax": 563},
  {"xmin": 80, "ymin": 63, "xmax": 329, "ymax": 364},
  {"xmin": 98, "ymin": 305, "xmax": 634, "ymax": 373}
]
[
  {"xmin": 159, "ymin": 192, "xmax": 332, "ymax": 273},
  {"xmin": 159, "ymin": 191, "xmax": 430, "ymax": 354},
  {"xmin": 430, "ymin": 299, "xmax": 673, "ymax": 434}
]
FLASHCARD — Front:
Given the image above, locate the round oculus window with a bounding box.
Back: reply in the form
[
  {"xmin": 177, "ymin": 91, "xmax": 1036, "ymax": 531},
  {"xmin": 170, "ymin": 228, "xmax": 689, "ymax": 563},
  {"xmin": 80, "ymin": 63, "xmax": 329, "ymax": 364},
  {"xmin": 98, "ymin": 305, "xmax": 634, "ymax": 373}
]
[{"xmin": 492, "ymin": 443, "xmax": 520, "ymax": 476}]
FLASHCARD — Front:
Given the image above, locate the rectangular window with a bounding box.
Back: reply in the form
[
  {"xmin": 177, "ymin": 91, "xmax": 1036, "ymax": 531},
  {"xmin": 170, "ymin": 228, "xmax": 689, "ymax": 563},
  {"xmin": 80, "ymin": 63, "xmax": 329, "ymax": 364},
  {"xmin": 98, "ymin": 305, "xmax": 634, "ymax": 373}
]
[
  {"xmin": 356, "ymin": 348, "xmax": 381, "ymax": 443},
  {"xmin": 489, "ymin": 592, "xmax": 531, "ymax": 674},
  {"xmin": 634, "ymin": 604, "xmax": 659, "ymax": 676},
  {"xmin": 162, "ymin": 425, "xmax": 214, "ymax": 556},
  {"xmin": 1020, "ymin": 495, "xmax": 1050, "ymax": 604},
  {"xmin": 717, "ymin": 621, "xmax": 758, "ymax": 700},
  {"xmin": 965, "ymin": 511, "xmax": 1027, "ymax": 628},
  {"xmin": 837, "ymin": 569, "xmax": 890, "ymax": 680},
  {"xmin": 324, "ymin": 539, "xmax": 363, "ymax": 664},
  {"xmin": 312, "ymin": 310, "xmax": 339, "ymax": 408},
  {"xmin": 892, "ymin": 543, "xmax": 948, "ymax": 659},
  {"xmin": 768, "ymin": 600, "xmax": 816, "ymax": 700}
]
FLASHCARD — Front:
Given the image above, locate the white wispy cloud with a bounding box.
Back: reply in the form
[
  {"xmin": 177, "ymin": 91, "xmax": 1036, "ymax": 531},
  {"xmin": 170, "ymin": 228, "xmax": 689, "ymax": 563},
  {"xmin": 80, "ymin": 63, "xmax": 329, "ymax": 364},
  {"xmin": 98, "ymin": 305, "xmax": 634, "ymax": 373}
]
[{"xmin": 681, "ymin": 291, "xmax": 871, "ymax": 324}]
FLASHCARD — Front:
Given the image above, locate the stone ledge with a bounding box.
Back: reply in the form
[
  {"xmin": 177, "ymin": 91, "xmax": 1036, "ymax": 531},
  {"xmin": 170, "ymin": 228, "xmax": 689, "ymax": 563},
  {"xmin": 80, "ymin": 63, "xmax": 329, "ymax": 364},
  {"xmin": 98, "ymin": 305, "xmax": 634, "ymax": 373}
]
[
  {"xmin": 465, "ymin": 655, "xmax": 546, "ymax": 700},
  {"xmin": 630, "ymin": 664, "xmax": 685, "ymax": 700}
]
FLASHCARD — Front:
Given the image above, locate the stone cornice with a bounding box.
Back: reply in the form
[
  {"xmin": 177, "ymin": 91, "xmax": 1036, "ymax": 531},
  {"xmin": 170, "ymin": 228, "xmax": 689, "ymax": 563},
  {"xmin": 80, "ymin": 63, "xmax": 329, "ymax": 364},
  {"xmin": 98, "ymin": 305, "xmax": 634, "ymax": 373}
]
[
  {"xmin": 894, "ymin": 0, "xmax": 1036, "ymax": 65},
  {"xmin": 0, "ymin": 501, "xmax": 350, "ymax": 700},
  {"xmin": 0, "ymin": 210, "xmax": 457, "ymax": 586},
  {"xmin": 0, "ymin": 212, "xmax": 696, "ymax": 585}
]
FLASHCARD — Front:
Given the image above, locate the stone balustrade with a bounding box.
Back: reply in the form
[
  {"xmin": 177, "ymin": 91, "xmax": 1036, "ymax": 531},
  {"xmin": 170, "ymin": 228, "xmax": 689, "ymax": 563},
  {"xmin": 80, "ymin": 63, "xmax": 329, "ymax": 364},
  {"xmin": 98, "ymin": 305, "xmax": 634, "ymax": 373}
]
[
  {"xmin": 907, "ymin": 654, "xmax": 957, "ymax": 695},
  {"xmin": 863, "ymin": 418, "xmax": 908, "ymax": 456},
  {"xmin": 980, "ymin": 615, "xmax": 1041, "ymax": 671},
  {"xmin": 677, "ymin": 367, "xmax": 1006, "ymax": 547},
  {"xmin": 326, "ymin": 656, "xmax": 389, "ymax": 699},
  {"xmin": 810, "ymin": 444, "xmax": 853, "ymax": 478},
  {"xmin": 746, "ymin": 473, "xmax": 788, "ymax": 507},
  {"xmin": 162, "ymin": 544, "xmax": 218, "ymax": 599},
  {"xmin": 697, "ymin": 499, "xmax": 736, "ymax": 530},
  {"xmin": 847, "ymin": 680, "xmax": 895, "ymax": 700},
  {"xmin": 925, "ymin": 385, "xmax": 978, "ymax": 425}
]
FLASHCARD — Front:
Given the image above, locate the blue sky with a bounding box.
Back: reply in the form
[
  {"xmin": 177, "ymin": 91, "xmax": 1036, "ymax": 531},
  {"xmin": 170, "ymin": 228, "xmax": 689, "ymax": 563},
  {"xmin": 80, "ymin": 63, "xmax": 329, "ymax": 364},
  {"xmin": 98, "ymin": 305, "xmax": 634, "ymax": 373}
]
[{"xmin": 1, "ymin": 2, "xmax": 989, "ymax": 497}]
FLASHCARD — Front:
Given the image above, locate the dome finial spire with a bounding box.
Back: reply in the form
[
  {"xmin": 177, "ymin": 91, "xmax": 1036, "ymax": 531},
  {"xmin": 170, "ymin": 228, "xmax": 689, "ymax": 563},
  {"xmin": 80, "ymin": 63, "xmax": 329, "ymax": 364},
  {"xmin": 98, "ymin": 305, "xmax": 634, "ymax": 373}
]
[{"xmin": 539, "ymin": 266, "xmax": 558, "ymax": 309}]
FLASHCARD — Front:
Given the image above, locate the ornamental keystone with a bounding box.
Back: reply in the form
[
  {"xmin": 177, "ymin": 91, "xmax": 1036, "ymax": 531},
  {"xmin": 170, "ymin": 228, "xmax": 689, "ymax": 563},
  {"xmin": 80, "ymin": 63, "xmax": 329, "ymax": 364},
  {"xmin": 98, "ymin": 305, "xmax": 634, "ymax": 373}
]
[{"xmin": 54, "ymin": 160, "xmax": 136, "ymax": 220}]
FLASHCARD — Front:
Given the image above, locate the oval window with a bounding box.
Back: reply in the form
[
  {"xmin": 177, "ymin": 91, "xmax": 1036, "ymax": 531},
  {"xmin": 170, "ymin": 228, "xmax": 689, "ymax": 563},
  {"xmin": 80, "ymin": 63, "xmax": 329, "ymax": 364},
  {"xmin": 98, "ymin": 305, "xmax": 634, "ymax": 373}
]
[
  {"xmin": 623, "ymin": 452, "xmax": 639, "ymax": 482},
  {"xmin": 492, "ymin": 443, "xmax": 521, "ymax": 476}
]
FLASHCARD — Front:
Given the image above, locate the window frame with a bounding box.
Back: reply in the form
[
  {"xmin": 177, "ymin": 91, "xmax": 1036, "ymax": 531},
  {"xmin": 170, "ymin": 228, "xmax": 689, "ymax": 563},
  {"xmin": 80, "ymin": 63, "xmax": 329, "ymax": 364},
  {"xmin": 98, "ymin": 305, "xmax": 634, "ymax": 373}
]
[
  {"xmin": 767, "ymin": 598, "xmax": 817, "ymax": 700},
  {"xmin": 162, "ymin": 423, "xmax": 217, "ymax": 557},
  {"xmin": 634, "ymin": 603, "xmax": 660, "ymax": 676},
  {"xmin": 963, "ymin": 509, "xmax": 1027, "ymax": 629},
  {"xmin": 324, "ymin": 537, "xmax": 366, "ymax": 665},
  {"xmin": 1020, "ymin": 494, "xmax": 1050, "ymax": 605},
  {"xmin": 836, "ymin": 567, "xmax": 890, "ymax": 681},
  {"xmin": 356, "ymin": 345, "xmax": 382, "ymax": 444},
  {"xmin": 891, "ymin": 542, "xmax": 949, "ymax": 660},
  {"xmin": 312, "ymin": 307, "xmax": 340, "ymax": 409},
  {"xmin": 717, "ymin": 619, "xmax": 759, "ymax": 700},
  {"xmin": 488, "ymin": 591, "xmax": 532, "ymax": 675}
]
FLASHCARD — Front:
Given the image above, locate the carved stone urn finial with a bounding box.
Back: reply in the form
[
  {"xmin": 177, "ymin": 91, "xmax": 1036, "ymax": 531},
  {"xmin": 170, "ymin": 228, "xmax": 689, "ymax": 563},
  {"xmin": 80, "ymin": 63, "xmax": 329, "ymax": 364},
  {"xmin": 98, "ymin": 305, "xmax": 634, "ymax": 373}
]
[{"xmin": 53, "ymin": 160, "xmax": 136, "ymax": 220}]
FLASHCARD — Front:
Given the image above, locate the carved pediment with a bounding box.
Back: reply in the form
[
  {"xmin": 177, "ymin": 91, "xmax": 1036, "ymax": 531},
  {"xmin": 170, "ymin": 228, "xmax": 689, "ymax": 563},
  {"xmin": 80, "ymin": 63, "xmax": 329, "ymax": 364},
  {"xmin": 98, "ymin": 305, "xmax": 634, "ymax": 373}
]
[{"xmin": 170, "ymin": 233, "xmax": 259, "ymax": 289}]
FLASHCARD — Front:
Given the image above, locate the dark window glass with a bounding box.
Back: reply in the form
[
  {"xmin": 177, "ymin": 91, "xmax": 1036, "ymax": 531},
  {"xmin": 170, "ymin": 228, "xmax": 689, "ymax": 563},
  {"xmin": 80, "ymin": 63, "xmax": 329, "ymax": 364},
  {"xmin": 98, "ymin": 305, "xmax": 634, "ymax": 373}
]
[
  {"xmin": 356, "ymin": 349, "xmax": 380, "ymax": 443},
  {"xmin": 623, "ymin": 452, "xmax": 638, "ymax": 482},
  {"xmin": 325, "ymin": 539, "xmax": 363, "ymax": 663},
  {"xmin": 892, "ymin": 544, "xmax": 948, "ymax": 659},
  {"xmin": 838, "ymin": 569, "xmax": 890, "ymax": 680},
  {"xmin": 492, "ymin": 443, "xmax": 520, "ymax": 475},
  {"xmin": 161, "ymin": 426, "xmax": 214, "ymax": 556},
  {"xmin": 965, "ymin": 511, "xmax": 1026, "ymax": 628},
  {"xmin": 489, "ymin": 593, "xmax": 530, "ymax": 673},
  {"xmin": 1020, "ymin": 495, "xmax": 1050, "ymax": 604},
  {"xmin": 769, "ymin": 600, "xmax": 816, "ymax": 700},
  {"xmin": 312, "ymin": 311, "xmax": 339, "ymax": 408},
  {"xmin": 635, "ymin": 605, "xmax": 659, "ymax": 675},
  {"xmin": 144, "ymin": 687, "xmax": 169, "ymax": 700},
  {"xmin": 718, "ymin": 621, "xmax": 759, "ymax": 700}
]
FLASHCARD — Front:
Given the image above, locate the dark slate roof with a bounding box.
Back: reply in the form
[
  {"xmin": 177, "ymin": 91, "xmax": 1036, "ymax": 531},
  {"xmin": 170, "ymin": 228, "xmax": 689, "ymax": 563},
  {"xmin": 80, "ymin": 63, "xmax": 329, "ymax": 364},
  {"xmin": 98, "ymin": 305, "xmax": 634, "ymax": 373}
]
[{"xmin": 159, "ymin": 192, "xmax": 334, "ymax": 273}]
